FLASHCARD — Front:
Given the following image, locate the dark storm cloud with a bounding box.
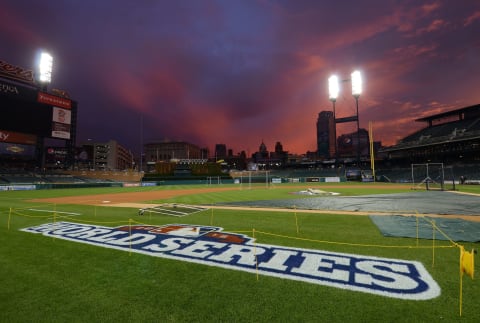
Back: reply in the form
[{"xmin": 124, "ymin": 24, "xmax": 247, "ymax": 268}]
[{"xmin": 1, "ymin": 0, "xmax": 479, "ymax": 155}]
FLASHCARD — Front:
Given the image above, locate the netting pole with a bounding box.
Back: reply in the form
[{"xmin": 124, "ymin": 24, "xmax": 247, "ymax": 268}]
[
  {"xmin": 411, "ymin": 164, "xmax": 415, "ymax": 189},
  {"xmin": 441, "ymin": 163, "xmax": 445, "ymax": 191},
  {"xmin": 426, "ymin": 163, "xmax": 430, "ymax": 190}
]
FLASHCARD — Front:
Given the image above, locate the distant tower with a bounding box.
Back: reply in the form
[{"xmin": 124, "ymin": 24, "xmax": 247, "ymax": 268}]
[
  {"xmin": 215, "ymin": 144, "xmax": 227, "ymax": 160},
  {"xmin": 258, "ymin": 140, "xmax": 268, "ymax": 158},
  {"xmin": 317, "ymin": 111, "xmax": 335, "ymax": 158},
  {"xmin": 274, "ymin": 141, "xmax": 283, "ymax": 154}
]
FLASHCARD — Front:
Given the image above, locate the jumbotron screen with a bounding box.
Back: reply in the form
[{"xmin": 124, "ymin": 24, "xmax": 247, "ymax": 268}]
[{"xmin": 0, "ymin": 95, "xmax": 52, "ymax": 136}]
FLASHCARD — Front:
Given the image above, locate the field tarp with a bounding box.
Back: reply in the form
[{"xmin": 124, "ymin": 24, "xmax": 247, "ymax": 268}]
[{"xmin": 369, "ymin": 215, "xmax": 480, "ymax": 242}]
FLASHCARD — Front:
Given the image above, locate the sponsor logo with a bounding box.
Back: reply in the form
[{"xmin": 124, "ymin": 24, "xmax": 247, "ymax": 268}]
[
  {"xmin": 21, "ymin": 222, "xmax": 441, "ymax": 300},
  {"xmin": 0, "ymin": 60, "xmax": 34, "ymax": 84},
  {"xmin": 0, "ymin": 131, "xmax": 9, "ymax": 141},
  {"xmin": 6, "ymin": 145, "xmax": 24, "ymax": 153},
  {"xmin": 0, "ymin": 82, "xmax": 19, "ymax": 94},
  {"xmin": 0, "ymin": 130, "xmax": 36, "ymax": 144},
  {"xmin": 0, "ymin": 184, "xmax": 36, "ymax": 191},
  {"xmin": 37, "ymin": 92, "xmax": 72, "ymax": 109}
]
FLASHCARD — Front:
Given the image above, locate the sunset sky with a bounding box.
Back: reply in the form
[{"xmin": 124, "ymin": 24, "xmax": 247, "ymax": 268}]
[{"xmin": 1, "ymin": 0, "xmax": 479, "ymax": 156}]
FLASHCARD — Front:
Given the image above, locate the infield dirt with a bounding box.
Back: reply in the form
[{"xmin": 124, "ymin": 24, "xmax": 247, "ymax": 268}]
[{"xmin": 29, "ymin": 184, "xmax": 480, "ymax": 222}]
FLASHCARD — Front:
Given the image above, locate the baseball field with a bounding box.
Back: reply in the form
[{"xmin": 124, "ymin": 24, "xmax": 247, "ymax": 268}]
[{"xmin": 1, "ymin": 182, "xmax": 478, "ymax": 322}]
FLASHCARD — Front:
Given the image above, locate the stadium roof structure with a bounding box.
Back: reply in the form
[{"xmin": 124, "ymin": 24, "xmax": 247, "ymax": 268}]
[
  {"xmin": 380, "ymin": 103, "xmax": 480, "ymax": 158},
  {"xmin": 415, "ymin": 104, "xmax": 480, "ymax": 126}
]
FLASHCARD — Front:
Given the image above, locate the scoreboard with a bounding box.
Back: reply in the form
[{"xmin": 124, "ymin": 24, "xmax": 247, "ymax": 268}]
[
  {"xmin": 0, "ymin": 59, "xmax": 77, "ymax": 167},
  {"xmin": 0, "ymin": 84, "xmax": 75, "ymax": 140}
]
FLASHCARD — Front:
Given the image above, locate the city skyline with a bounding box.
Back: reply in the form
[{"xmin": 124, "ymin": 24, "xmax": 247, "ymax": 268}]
[{"xmin": 1, "ymin": 1, "xmax": 479, "ymax": 155}]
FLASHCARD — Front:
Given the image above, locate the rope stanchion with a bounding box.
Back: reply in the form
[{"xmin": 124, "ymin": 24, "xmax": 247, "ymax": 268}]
[
  {"xmin": 129, "ymin": 218, "xmax": 132, "ymax": 256},
  {"xmin": 432, "ymin": 219, "xmax": 435, "ymax": 267},
  {"xmin": 253, "ymin": 228, "xmax": 259, "ymax": 281},
  {"xmin": 294, "ymin": 205, "xmax": 299, "ymax": 235},
  {"xmin": 459, "ymin": 247, "xmax": 464, "ymax": 317},
  {"xmin": 415, "ymin": 211, "xmax": 419, "ymax": 247},
  {"xmin": 210, "ymin": 204, "xmax": 214, "ymax": 226},
  {"xmin": 8, "ymin": 207, "xmax": 12, "ymax": 230}
]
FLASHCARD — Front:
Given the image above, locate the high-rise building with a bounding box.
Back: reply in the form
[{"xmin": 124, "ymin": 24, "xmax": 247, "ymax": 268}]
[
  {"xmin": 337, "ymin": 129, "xmax": 370, "ymax": 158},
  {"xmin": 144, "ymin": 141, "xmax": 201, "ymax": 162},
  {"xmin": 215, "ymin": 144, "xmax": 227, "ymax": 160},
  {"xmin": 316, "ymin": 111, "xmax": 335, "ymax": 159},
  {"xmin": 79, "ymin": 140, "xmax": 134, "ymax": 170}
]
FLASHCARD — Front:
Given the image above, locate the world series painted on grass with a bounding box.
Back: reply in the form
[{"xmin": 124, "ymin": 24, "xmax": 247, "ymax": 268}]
[{"xmin": 22, "ymin": 222, "xmax": 440, "ymax": 300}]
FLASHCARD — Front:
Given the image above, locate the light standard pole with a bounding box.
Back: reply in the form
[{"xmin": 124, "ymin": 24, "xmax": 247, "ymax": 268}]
[
  {"xmin": 328, "ymin": 75, "xmax": 339, "ymax": 168},
  {"xmin": 351, "ymin": 70, "xmax": 362, "ymax": 166},
  {"xmin": 36, "ymin": 50, "xmax": 53, "ymax": 170}
]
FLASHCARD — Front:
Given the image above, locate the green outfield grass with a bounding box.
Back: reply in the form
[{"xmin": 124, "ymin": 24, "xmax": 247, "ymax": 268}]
[{"xmin": 0, "ymin": 183, "xmax": 478, "ymax": 322}]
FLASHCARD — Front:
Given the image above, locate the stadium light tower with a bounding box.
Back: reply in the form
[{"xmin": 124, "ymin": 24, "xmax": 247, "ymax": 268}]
[
  {"xmin": 351, "ymin": 70, "xmax": 362, "ymax": 164},
  {"xmin": 328, "ymin": 75, "xmax": 339, "ymax": 164},
  {"xmin": 37, "ymin": 51, "xmax": 53, "ymax": 90}
]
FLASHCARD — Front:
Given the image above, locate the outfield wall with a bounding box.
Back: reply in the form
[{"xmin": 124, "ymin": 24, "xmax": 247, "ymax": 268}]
[{"xmin": 66, "ymin": 170, "xmax": 143, "ymax": 182}]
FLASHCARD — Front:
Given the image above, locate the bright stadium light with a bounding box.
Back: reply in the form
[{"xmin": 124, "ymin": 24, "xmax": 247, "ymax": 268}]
[
  {"xmin": 328, "ymin": 74, "xmax": 340, "ymax": 166},
  {"xmin": 328, "ymin": 75, "xmax": 339, "ymax": 102},
  {"xmin": 38, "ymin": 51, "xmax": 53, "ymax": 84},
  {"xmin": 327, "ymin": 69, "xmax": 365, "ymax": 167},
  {"xmin": 351, "ymin": 70, "xmax": 362, "ymax": 98},
  {"xmin": 351, "ymin": 70, "xmax": 362, "ymax": 164}
]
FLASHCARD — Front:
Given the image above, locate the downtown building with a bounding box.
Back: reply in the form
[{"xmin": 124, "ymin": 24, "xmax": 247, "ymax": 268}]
[
  {"xmin": 316, "ymin": 111, "xmax": 336, "ymax": 159},
  {"xmin": 316, "ymin": 110, "xmax": 373, "ymax": 164}
]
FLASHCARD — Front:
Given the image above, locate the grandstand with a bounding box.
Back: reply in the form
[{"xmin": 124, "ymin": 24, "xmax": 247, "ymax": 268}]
[{"xmin": 380, "ymin": 104, "xmax": 480, "ymax": 165}]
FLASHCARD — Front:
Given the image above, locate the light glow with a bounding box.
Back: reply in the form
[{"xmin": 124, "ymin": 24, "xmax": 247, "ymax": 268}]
[
  {"xmin": 328, "ymin": 75, "xmax": 339, "ymax": 101},
  {"xmin": 351, "ymin": 70, "xmax": 362, "ymax": 97},
  {"xmin": 39, "ymin": 51, "xmax": 53, "ymax": 83}
]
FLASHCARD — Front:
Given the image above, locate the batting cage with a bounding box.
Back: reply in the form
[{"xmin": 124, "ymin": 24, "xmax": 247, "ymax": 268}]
[{"xmin": 411, "ymin": 163, "xmax": 456, "ymax": 191}]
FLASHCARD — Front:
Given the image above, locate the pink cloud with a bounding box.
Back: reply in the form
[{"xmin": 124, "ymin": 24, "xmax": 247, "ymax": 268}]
[
  {"xmin": 422, "ymin": 2, "xmax": 441, "ymax": 14},
  {"xmin": 464, "ymin": 11, "xmax": 480, "ymax": 26},
  {"xmin": 0, "ymin": 5, "xmax": 43, "ymax": 45}
]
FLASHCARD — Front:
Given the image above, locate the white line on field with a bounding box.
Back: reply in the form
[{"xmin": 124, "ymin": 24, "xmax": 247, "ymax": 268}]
[{"xmin": 28, "ymin": 209, "xmax": 81, "ymax": 215}]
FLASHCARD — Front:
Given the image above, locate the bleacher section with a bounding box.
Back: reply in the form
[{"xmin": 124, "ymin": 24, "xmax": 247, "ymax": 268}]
[
  {"xmin": 397, "ymin": 117, "xmax": 480, "ymax": 147},
  {"xmin": 379, "ymin": 105, "xmax": 480, "ymax": 173}
]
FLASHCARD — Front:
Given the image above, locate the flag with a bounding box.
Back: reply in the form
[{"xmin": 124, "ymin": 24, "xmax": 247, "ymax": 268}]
[{"xmin": 460, "ymin": 246, "xmax": 475, "ymax": 279}]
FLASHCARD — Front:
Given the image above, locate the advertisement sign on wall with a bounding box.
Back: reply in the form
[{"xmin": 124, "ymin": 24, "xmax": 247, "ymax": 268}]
[
  {"xmin": 51, "ymin": 107, "xmax": 71, "ymax": 139},
  {"xmin": 0, "ymin": 130, "xmax": 36, "ymax": 145}
]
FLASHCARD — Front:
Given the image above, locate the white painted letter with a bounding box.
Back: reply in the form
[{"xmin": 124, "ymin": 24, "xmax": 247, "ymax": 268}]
[
  {"xmin": 354, "ymin": 260, "xmax": 419, "ymax": 290},
  {"xmin": 291, "ymin": 252, "xmax": 350, "ymax": 282},
  {"xmin": 143, "ymin": 238, "xmax": 194, "ymax": 252},
  {"xmin": 258, "ymin": 249, "xmax": 298, "ymax": 271},
  {"xmin": 208, "ymin": 245, "xmax": 265, "ymax": 266}
]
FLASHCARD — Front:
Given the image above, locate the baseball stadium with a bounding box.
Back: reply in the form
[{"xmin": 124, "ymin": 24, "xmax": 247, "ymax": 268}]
[{"xmin": 1, "ymin": 59, "xmax": 479, "ymax": 322}]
